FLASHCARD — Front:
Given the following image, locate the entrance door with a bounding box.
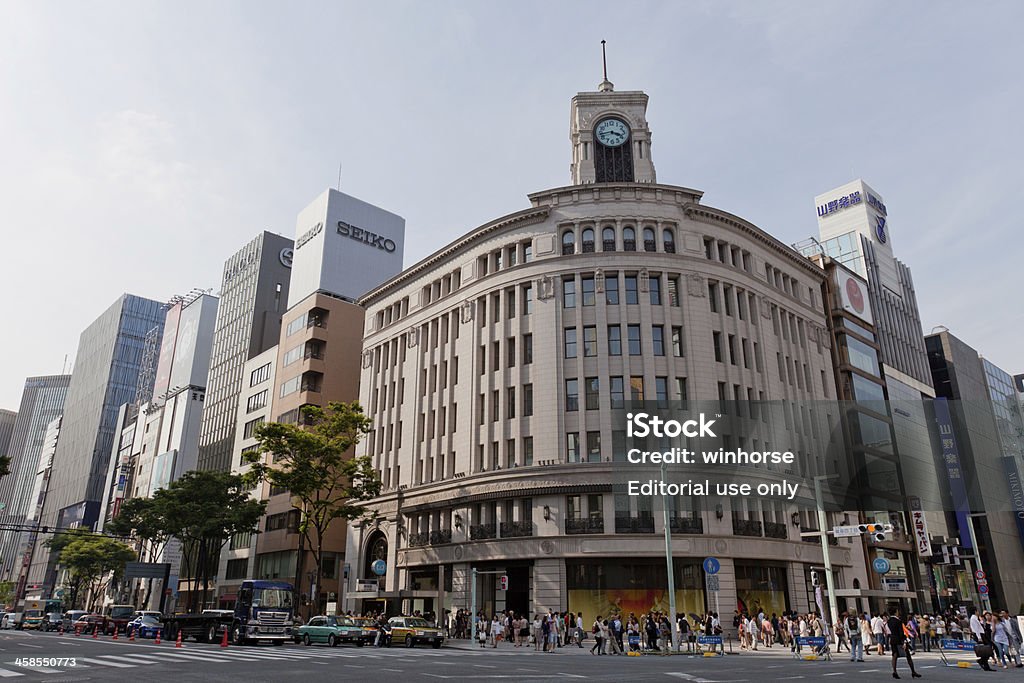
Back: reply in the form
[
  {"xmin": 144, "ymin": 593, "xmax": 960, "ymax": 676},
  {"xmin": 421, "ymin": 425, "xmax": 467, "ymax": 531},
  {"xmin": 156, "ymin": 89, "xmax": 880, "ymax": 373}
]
[{"xmin": 505, "ymin": 566, "xmax": 530, "ymax": 617}]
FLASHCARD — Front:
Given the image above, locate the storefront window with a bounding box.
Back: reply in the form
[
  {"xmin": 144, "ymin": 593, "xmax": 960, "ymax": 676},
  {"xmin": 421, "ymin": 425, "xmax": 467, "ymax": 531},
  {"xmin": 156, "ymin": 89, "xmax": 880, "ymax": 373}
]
[{"xmin": 734, "ymin": 563, "xmax": 789, "ymax": 616}]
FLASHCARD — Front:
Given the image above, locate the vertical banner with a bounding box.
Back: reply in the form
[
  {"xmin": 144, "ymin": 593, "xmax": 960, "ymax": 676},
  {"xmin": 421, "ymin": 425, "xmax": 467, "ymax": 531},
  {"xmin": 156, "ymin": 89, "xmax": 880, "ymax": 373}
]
[
  {"xmin": 934, "ymin": 398, "xmax": 972, "ymax": 548},
  {"xmin": 999, "ymin": 456, "xmax": 1024, "ymax": 553},
  {"xmin": 908, "ymin": 497, "xmax": 933, "ymax": 556}
]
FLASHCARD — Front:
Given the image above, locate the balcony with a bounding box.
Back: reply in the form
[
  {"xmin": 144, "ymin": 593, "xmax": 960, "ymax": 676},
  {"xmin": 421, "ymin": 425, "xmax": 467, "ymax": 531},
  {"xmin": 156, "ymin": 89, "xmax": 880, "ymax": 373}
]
[
  {"xmin": 603, "ymin": 240, "xmax": 616, "ymax": 252},
  {"xmin": 669, "ymin": 516, "xmax": 704, "ymax": 534},
  {"xmin": 801, "ymin": 527, "xmax": 840, "ymax": 546},
  {"xmin": 764, "ymin": 521, "xmax": 788, "ymax": 540},
  {"xmin": 499, "ymin": 521, "xmax": 534, "ymax": 538},
  {"xmin": 581, "ymin": 241, "xmax": 595, "ymax": 253},
  {"xmin": 644, "ymin": 239, "xmax": 657, "ymax": 252},
  {"xmin": 614, "ymin": 515, "xmax": 655, "ymax": 534},
  {"xmin": 566, "ymin": 517, "xmax": 605, "ymax": 535},
  {"xmin": 470, "ymin": 523, "xmax": 497, "ymax": 540},
  {"xmin": 732, "ymin": 518, "xmax": 763, "ymax": 537},
  {"xmin": 429, "ymin": 529, "xmax": 452, "ymax": 545},
  {"xmin": 303, "ymin": 348, "xmax": 324, "ymax": 361},
  {"xmin": 407, "ymin": 532, "xmax": 429, "ymax": 548},
  {"xmin": 623, "ymin": 240, "xmax": 636, "ymax": 252},
  {"xmin": 664, "ymin": 242, "xmax": 676, "ymax": 254}
]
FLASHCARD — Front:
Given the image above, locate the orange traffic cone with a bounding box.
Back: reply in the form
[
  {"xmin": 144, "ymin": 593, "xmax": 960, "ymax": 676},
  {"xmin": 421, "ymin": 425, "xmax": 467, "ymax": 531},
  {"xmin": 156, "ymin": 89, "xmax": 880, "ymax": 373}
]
[
  {"xmin": 220, "ymin": 628, "xmax": 229, "ymax": 648},
  {"xmin": 75, "ymin": 623, "xmax": 81, "ymax": 637},
  {"xmin": 58, "ymin": 623, "xmax": 64, "ymax": 635},
  {"xmin": 92, "ymin": 625, "xmax": 98, "ymax": 639},
  {"xmin": 155, "ymin": 629, "xmax": 161, "ymax": 645},
  {"xmin": 129, "ymin": 628, "xmax": 135, "ymax": 641},
  {"xmin": 113, "ymin": 627, "xmax": 119, "ymax": 640},
  {"xmin": 175, "ymin": 630, "xmax": 183, "ymax": 648}
]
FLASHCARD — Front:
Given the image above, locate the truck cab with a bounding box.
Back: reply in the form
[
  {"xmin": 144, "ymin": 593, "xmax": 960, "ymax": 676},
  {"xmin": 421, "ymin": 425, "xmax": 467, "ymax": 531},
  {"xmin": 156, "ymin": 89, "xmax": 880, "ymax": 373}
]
[{"xmin": 230, "ymin": 580, "xmax": 294, "ymax": 645}]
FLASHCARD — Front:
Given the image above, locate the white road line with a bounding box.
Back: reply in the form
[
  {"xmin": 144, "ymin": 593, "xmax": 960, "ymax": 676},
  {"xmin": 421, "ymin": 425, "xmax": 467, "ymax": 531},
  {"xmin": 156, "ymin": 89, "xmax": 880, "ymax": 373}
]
[
  {"xmin": 0, "ymin": 668, "xmax": 22, "ymax": 678},
  {"xmin": 146, "ymin": 652, "xmax": 235, "ymax": 663},
  {"xmin": 75, "ymin": 657, "xmax": 137, "ymax": 668},
  {"xmin": 822, "ymin": 674, "xmax": 844, "ymax": 677},
  {"xmin": 17, "ymin": 645, "xmax": 41, "ymax": 649},
  {"xmin": 15, "ymin": 665, "xmax": 62, "ymax": 673}
]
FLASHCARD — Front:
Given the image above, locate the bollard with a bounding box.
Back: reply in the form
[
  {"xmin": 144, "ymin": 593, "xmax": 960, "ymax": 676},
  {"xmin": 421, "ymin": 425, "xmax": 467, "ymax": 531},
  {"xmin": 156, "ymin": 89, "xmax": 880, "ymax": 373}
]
[
  {"xmin": 176, "ymin": 630, "xmax": 183, "ymax": 648},
  {"xmin": 220, "ymin": 628, "xmax": 229, "ymax": 648}
]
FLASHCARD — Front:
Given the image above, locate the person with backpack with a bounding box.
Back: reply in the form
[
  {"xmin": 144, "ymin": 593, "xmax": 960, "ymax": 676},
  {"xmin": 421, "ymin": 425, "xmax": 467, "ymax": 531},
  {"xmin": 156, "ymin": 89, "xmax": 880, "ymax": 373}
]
[{"xmin": 846, "ymin": 612, "xmax": 864, "ymax": 662}]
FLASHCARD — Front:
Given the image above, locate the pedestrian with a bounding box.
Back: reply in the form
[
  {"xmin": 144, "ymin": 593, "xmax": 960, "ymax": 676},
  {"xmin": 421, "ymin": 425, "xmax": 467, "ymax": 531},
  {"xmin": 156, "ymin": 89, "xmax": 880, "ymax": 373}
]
[
  {"xmin": 969, "ymin": 608, "xmax": 984, "ymax": 642},
  {"xmin": 532, "ymin": 613, "xmax": 543, "ymax": 651},
  {"xmin": 887, "ymin": 609, "xmax": 921, "ymax": 679},
  {"xmin": 1001, "ymin": 610, "xmax": 1023, "ymax": 667},
  {"xmin": 872, "ymin": 612, "xmax": 886, "ymax": 654},
  {"xmin": 491, "ymin": 615, "xmax": 503, "ymax": 647},
  {"xmin": 575, "ymin": 612, "xmax": 585, "ymax": 648},
  {"xmin": 991, "ymin": 613, "xmax": 1011, "ymax": 669},
  {"xmin": 590, "ymin": 615, "xmax": 604, "ymax": 655},
  {"xmin": 846, "ymin": 612, "xmax": 864, "ymax": 662}
]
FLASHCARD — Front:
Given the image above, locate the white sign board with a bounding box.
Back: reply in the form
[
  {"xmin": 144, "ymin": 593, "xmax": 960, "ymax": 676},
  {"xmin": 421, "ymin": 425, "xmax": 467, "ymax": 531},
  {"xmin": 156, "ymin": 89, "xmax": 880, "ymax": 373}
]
[
  {"xmin": 833, "ymin": 525, "xmax": 861, "ymax": 538},
  {"xmin": 882, "ymin": 577, "xmax": 909, "ymax": 592}
]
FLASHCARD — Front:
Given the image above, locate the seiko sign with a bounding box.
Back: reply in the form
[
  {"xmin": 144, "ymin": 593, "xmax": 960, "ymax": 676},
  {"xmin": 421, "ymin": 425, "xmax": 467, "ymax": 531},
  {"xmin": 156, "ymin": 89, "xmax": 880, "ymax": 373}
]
[
  {"xmin": 295, "ymin": 222, "xmax": 323, "ymax": 250},
  {"xmin": 337, "ymin": 220, "xmax": 397, "ymax": 253}
]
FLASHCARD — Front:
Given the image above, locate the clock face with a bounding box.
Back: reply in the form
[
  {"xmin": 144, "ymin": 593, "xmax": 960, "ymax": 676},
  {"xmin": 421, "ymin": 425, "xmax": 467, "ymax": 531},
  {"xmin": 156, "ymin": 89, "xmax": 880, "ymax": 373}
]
[{"xmin": 595, "ymin": 118, "xmax": 629, "ymax": 147}]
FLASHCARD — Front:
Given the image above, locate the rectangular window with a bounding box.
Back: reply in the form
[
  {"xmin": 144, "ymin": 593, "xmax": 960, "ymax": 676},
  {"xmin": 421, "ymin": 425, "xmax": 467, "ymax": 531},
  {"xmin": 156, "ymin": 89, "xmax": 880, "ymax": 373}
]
[
  {"xmin": 283, "ymin": 344, "xmax": 303, "ymax": 367},
  {"xmin": 608, "ymin": 325, "xmax": 622, "ymax": 356},
  {"xmin": 564, "ymin": 328, "xmax": 577, "ymax": 358},
  {"xmin": 713, "ymin": 331, "xmax": 723, "ymax": 362},
  {"xmin": 567, "ymin": 433, "xmax": 581, "ymax": 463},
  {"xmin": 279, "ymin": 375, "xmax": 301, "ymax": 397},
  {"xmin": 583, "ymin": 326, "xmax": 597, "ymax": 357},
  {"xmin": 523, "ymin": 436, "xmax": 534, "ymax": 465},
  {"xmin": 286, "ymin": 314, "xmax": 307, "ymax": 337},
  {"xmin": 226, "ymin": 559, "xmax": 248, "ymax": 581},
  {"xmin": 723, "ymin": 285, "xmax": 733, "ymax": 316},
  {"xmin": 506, "ymin": 289, "xmax": 516, "ymax": 318},
  {"xmin": 587, "ymin": 431, "xmax": 601, "ymax": 462},
  {"xmin": 243, "ymin": 417, "xmax": 265, "ymax": 439},
  {"xmin": 676, "ymin": 377, "xmax": 688, "ymax": 401},
  {"xmin": 649, "ymin": 276, "xmax": 662, "ymax": 305},
  {"xmin": 708, "ymin": 282, "xmax": 719, "ymax": 312},
  {"xmin": 523, "ymin": 333, "xmax": 533, "ymax": 364},
  {"xmin": 492, "ymin": 389, "xmax": 499, "ymax": 422},
  {"xmin": 507, "ymin": 337, "xmax": 516, "ymax": 367},
  {"xmin": 523, "ymin": 384, "xmax": 533, "ymax": 416},
  {"xmin": 581, "ymin": 276, "xmax": 596, "ymax": 306},
  {"xmin": 728, "ymin": 334, "xmax": 737, "ymax": 365},
  {"xmin": 585, "ymin": 377, "xmax": 600, "ymax": 410},
  {"xmin": 672, "ymin": 326, "xmax": 684, "ymax": 357},
  {"xmin": 522, "ymin": 284, "xmax": 533, "ymax": 314},
  {"xmin": 610, "ymin": 376, "xmax": 625, "ymax": 409},
  {"xmin": 624, "ymin": 276, "xmax": 639, "ymax": 304},
  {"xmin": 246, "ymin": 389, "xmax": 268, "ymax": 413},
  {"xmin": 566, "ymin": 379, "xmax": 579, "ymax": 411},
  {"xmin": 652, "ymin": 325, "xmax": 665, "ymax": 356},
  {"xmin": 627, "ymin": 325, "xmax": 641, "ymax": 355},
  {"xmin": 507, "ymin": 387, "xmax": 516, "ymax": 419},
  {"xmin": 742, "ymin": 338, "xmax": 751, "ymax": 369},
  {"xmin": 563, "ymin": 277, "xmax": 576, "ymax": 308},
  {"xmin": 655, "ymin": 377, "xmax": 668, "ymax": 408},
  {"xmin": 630, "ymin": 376, "xmax": 644, "ymax": 401},
  {"xmin": 668, "ymin": 277, "xmax": 680, "ymax": 307},
  {"xmin": 605, "ymin": 274, "xmax": 619, "ymax": 304},
  {"xmin": 250, "ymin": 363, "xmax": 272, "ymax": 386}
]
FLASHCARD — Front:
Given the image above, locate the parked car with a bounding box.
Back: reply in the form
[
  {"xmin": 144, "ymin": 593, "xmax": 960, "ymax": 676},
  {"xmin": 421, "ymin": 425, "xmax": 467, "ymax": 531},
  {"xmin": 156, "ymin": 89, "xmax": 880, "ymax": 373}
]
[
  {"xmin": 74, "ymin": 614, "xmax": 113, "ymax": 634},
  {"xmin": 62, "ymin": 610, "xmax": 88, "ymax": 631},
  {"xmin": 386, "ymin": 616, "xmax": 444, "ymax": 649},
  {"xmin": 0, "ymin": 613, "xmax": 16, "ymax": 630},
  {"xmin": 127, "ymin": 615, "xmax": 163, "ymax": 639},
  {"xmin": 40, "ymin": 613, "xmax": 63, "ymax": 632},
  {"xmin": 295, "ymin": 615, "xmax": 368, "ymax": 647},
  {"xmin": 131, "ymin": 610, "xmax": 163, "ymax": 621}
]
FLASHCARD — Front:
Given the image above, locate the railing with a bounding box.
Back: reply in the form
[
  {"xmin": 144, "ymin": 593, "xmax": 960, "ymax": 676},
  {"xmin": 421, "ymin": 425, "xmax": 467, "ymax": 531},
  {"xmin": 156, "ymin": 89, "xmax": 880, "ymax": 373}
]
[
  {"xmin": 307, "ymin": 317, "xmax": 326, "ymax": 329},
  {"xmin": 732, "ymin": 518, "xmax": 763, "ymax": 537},
  {"xmin": 429, "ymin": 529, "xmax": 452, "ymax": 545},
  {"xmin": 623, "ymin": 240, "xmax": 636, "ymax": 251},
  {"xmin": 562, "ymin": 244, "xmax": 575, "ymax": 256},
  {"xmin": 581, "ymin": 241, "xmax": 595, "ymax": 253},
  {"xmin": 669, "ymin": 516, "xmax": 704, "ymax": 534},
  {"xmin": 566, "ymin": 517, "xmax": 604, "ymax": 535},
  {"xmin": 664, "ymin": 242, "xmax": 676, "ymax": 254},
  {"xmin": 300, "ymin": 383, "xmax": 321, "ymax": 393},
  {"xmin": 615, "ymin": 516, "xmax": 655, "ymax": 534},
  {"xmin": 499, "ymin": 521, "xmax": 534, "ymax": 538},
  {"xmin": 644, "ymin": 239, "xmax": 657, "ymax": 252},
  {"xmin": 470, "ymin": 523, "xmax": 497, "ymax": 540},
  {"xmin": 603, "ymin": 240, "xmax": 616, "ymax": 252},
  {"xmin": 407, "ymin": 532, "xmax": 429, "ymax": 548},
  {"xmin": 764, "ymin": 521, "xmax": 788, "ymax": 539},
  {"xmin": 304, "ymin": 349, "xmax": 324, "ymax": 360}
]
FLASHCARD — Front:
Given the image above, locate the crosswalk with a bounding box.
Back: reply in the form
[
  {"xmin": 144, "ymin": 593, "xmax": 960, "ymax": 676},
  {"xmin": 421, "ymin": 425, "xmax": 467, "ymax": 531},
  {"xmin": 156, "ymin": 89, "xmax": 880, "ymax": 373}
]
[{"xmin": 0, "ymin": 643, "xmax": 467, "ymax": 677}]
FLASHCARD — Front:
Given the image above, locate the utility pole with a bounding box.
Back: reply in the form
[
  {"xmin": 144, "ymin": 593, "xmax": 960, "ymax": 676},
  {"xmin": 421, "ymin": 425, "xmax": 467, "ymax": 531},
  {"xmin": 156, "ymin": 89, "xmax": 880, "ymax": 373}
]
[
  {"xmin": 814, "ymin": 475, "xmax": 840, "ymax": 636},
  {"xmin": 660, "ymin": 461, "xmax": 679, "ymax": 649}
]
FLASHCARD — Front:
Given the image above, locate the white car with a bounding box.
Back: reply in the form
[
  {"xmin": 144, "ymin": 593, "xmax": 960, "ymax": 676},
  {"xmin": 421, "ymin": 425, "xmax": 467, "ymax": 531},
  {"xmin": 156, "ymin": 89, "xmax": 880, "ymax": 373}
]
[{"xmin": 0, "ymin": 613, "xmax": 16, "ymax": 630}]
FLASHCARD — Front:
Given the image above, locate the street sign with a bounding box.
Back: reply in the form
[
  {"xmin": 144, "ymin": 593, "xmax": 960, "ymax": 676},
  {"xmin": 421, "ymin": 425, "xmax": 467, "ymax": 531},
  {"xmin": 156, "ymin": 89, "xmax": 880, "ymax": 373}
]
[
  {"xmin": 371, "ymin": 559, "xmax": 387, "ymax": 576},
  {"xmin": 974, "ymin": 570, "xmax": 986, "ymax": 581},
  {"xmin": 872, "ymin": 557, "xmax": 891, "ymax": 574},
  {"xmin": 125, "ymin": 561, "xmax": 170, "ymax": 580},
  {"xmin": 706, "ymin": 576, "xmax": 720, "ymax": 592},
  {"xmin": 979, "ymin": 584, "xmax": 990, "ymax": 595},
  {"xmin": 832, "ymin": 525, "xmax": 861, "ymax": 538},
  {"xmin": 703, "ymin": 557, "xmax": 720, "ymax": 575},
  {"xmin": 55, "ymin": 589, "xmax": 64, "ymax": 598}
]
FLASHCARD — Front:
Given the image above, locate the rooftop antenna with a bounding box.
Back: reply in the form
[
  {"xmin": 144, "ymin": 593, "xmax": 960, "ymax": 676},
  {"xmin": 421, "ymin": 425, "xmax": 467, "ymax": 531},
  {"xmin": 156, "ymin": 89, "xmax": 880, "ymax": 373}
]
[
  {"xmin": 337, "ymin": 163, "xmax": 342, "ymax": 191},
  {"xmin": 598, "ymin": 40, "xmax": 614, "ymax": 92}
]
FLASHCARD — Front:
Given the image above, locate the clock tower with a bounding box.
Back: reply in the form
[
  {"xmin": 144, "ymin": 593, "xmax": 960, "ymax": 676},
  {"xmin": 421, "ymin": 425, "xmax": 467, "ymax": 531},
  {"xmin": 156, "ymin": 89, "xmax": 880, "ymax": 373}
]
[{"xmin": 569, "ymin": 44, "xmax": 656, "ymax": 185}]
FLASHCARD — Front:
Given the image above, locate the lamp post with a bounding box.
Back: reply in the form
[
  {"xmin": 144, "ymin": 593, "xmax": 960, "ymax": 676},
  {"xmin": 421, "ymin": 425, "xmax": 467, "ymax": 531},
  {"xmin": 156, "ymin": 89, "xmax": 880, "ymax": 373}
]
[
  {"xmin": 813, "ymin": 474, "xmax": 841, "ymax": 637},
  {"xmin": 661, "ymin": 461, "xmax": 680, "ymax": 649}
]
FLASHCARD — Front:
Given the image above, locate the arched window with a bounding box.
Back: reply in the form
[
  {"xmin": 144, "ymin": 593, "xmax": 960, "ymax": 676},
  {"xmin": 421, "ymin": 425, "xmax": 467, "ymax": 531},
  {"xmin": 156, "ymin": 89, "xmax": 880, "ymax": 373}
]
[
  {"xmin": 602, "ymin": 227, "xmax": 616, "ymax": 251},
  {"xmin": 623, "ymin": 226, "xmax": 636, "ymax": 252},
  {"xmin": 643, "ymin": 226, "xmax": 656, "ymax": 252},
  {"xmin": 562, "ymin": 230, "xmax": 576, "ymax": 256},
  {"xmin": 581, "ymin": 227, "xmax": 595, "ymax": 253},
  {"xmin": 663, "ymin": 228, "xmax": 676, "ymax": 254}
]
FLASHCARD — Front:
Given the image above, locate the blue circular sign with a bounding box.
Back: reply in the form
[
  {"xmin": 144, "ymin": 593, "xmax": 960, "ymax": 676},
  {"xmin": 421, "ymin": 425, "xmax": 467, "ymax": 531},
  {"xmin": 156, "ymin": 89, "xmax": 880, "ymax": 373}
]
[
  {"xmin": 371, "ymin": 559, "xmax": 387, "ymax": 576},
  {"xmin": 703, "ymin": 557, "xmax": 720, "ymax": 575},
  {"xmin": 978, "ymin": 584, "xmax": 989, "ymax": 595},
  {"xmin": 872, "ymin": 557, "xmax": 891, "ymax": 575}
]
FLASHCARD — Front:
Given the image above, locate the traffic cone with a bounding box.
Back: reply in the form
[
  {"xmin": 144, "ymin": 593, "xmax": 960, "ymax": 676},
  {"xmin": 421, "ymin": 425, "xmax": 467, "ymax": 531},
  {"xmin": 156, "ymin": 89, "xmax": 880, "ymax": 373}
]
[
  {"xmin": 58, "ymin": 623, "xmax": 64, "ymax": 635},
  {"xmin": 75, "ymin": 623, "xmax": 81, "ymax": 637},
  {"xmin": 155, "ymin": 629, "xmax": 161, "ymax": 645},
  {"xmin": 175, "ymin": 630, "xmax": 183, "ymax": 648},
  {"xmin": 113, "ymin": 627, "xmax": 119, "ymax": 640},
  {"xmin": 220, "ymin": 628, "xmax": 229, "ymax": 648},
  {"xmin": 129, "ymin": 627, "xmax": 135, "ymax": 641},
  {"xmin": 92, "ymin": 625, "xmax": 98, "ymax": 639}
]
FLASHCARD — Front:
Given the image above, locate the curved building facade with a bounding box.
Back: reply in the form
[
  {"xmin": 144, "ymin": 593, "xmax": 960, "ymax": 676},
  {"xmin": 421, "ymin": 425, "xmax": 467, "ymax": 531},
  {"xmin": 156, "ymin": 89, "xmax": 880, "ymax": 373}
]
[{"xmin": 344, "ymin": 82, "xmax": 866, "ymax": 623}]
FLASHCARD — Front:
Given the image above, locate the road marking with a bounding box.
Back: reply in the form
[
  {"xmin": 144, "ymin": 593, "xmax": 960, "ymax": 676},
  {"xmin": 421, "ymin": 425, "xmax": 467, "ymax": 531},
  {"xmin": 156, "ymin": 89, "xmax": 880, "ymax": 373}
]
[
  {"xmin": 822, "ymin": 674, "xmax": 844, "ymax": 677},
  {"xmin": 0, "ymin": 668, "xmax": 22, "ymax": 677},
  {"xmin": 75, "ymin": 657, "xmax": 136, "ymax": 668},
  {"xmin": 665, "ymin": 674, "xmax": 720, "ymax": 682},
  {"xmin": 423, "ymin": 676, "xmax": 585, "ymax": 680},
  {"xmin": 9, "ymin": 664, "xmax": 60, "ymax": 674},
  {"xmin": 147, "ymin": 652, "xmax": 235, "ymax": 663},
  {"xmin": 17, "ymin": 645, "xmax": 41, "ymax": 649}
]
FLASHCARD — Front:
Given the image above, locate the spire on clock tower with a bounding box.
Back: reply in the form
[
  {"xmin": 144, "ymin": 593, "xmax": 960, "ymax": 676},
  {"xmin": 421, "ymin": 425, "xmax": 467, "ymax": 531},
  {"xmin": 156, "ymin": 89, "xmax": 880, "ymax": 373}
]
[{"xmin": 569, "ymin": 44, "xmax": 656, "ymax": 185}]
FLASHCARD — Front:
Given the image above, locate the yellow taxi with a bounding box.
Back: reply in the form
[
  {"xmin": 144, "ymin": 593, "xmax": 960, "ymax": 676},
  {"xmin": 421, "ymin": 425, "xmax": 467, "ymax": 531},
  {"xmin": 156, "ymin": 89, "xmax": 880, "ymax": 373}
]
[{"xmin": 386, "ymin": 616, "xmax": 444, "ymax": 649}]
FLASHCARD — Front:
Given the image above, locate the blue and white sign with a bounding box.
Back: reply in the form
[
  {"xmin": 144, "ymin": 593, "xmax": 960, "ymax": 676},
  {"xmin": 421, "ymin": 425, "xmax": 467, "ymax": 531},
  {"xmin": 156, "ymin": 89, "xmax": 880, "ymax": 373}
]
[
  {"xmin": 703, "ymin": 557, "xmax": 720, "ymax": 575},
  {"xmin": 371, "ymin": 559, "xmax": 387, "ymax": 576},
  {"xmin": 872, "ymin": 557, "xmax": 891, "ymax": 574},
  {"xmin": 875, "ymin": 216, "xmax": 888, "ymax": 243},
  {"xmin": 816, "ymin": 191, "xmax": 862, "ymax": 218},
  {"xmin": 867, "ymin": 193, "xmax": 888, "ymax": 216}
]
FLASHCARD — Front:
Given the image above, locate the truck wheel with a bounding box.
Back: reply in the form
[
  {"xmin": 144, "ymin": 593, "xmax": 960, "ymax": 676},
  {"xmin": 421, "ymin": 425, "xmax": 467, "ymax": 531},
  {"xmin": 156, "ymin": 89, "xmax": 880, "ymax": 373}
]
[
  {"xmin": 303, "ymin": 634, "xmax": 311, "ymax": 646},
  {"xmin": 206, "ymin": 624, "xmax": 217, "ymax": 643},
  {"xmin": 328, "ymin": 634, "xmax": 337, "ymax": 647},
  {"xmin": 232, "ymin": 624, "xmax": 247, "ymax": 646}
]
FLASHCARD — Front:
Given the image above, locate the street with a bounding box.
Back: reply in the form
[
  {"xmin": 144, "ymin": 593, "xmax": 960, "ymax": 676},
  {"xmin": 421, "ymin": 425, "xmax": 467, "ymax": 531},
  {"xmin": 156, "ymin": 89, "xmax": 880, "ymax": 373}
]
[{"xmin": 0, "ymin": 629, "xmax": 1015, "ymax": 681}]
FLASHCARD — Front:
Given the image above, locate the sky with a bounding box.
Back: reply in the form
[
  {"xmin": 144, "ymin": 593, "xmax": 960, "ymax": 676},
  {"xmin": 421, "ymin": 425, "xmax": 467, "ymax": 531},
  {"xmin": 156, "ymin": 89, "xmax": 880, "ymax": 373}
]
[{"xmin": 0, "ymin": 0, "xmax": 1021, "ymax": 409}]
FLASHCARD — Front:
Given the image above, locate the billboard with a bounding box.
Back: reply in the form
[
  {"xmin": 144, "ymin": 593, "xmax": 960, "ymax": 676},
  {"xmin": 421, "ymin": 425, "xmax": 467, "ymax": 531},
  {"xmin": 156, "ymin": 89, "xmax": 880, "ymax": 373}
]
[
  {"xmin": 153, "ymin": 302, "xmax": 182, "ymax": 400},
  {"xmin": 834, "ymin": 266, "xmax": 873, "ymax": 325},
  {"xmin": 168, "ymin": 295, "xmax": 218, "ymax": 390},
  {"xmin": 150, "ymin": 450, "xmax": 177, "ymax": 493}
]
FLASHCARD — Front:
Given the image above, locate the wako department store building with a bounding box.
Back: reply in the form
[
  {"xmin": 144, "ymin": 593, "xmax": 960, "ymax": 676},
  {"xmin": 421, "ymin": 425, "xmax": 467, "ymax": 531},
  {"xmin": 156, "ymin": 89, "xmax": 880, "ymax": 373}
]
[{"xmin": 344, "ymin": 77, "xmax": 870, "ymax": 622}]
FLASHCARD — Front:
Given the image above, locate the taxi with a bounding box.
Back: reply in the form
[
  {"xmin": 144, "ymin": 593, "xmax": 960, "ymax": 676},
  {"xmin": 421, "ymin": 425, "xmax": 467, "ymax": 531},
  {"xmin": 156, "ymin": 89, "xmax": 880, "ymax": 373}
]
[{"xmin": 386, "ymin": 616, "xmax": 444, "ymax": 649}]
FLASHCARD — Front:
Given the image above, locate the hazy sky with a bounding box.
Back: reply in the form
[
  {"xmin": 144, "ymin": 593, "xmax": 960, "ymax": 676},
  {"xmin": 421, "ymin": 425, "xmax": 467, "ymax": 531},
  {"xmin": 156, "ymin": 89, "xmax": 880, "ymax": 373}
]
[{"xmin": 1, "ymin": 1, "xmax": 1021, "ymax": 409}]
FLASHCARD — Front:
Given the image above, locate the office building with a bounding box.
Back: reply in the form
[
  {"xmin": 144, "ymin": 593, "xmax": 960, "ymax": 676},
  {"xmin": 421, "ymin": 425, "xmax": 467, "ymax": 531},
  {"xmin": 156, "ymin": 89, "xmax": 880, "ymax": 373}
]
[
  {"xmin": 197, "ymin": 232, "xmax": 293, "ymax": 473},
  {"xmin": 343, "ymin": 77, "xmax": 857, "ymax": 622},
  {"xmin": 14, "ymin": 416, "xmax": 61, "ymax": 601},
  {"xmin": 27, "ymin": 294, "xmax": 164, "ymax": 595},
  {"xmin": 0, "ymin": 375, "xmax": 70, "ymax": 583}
]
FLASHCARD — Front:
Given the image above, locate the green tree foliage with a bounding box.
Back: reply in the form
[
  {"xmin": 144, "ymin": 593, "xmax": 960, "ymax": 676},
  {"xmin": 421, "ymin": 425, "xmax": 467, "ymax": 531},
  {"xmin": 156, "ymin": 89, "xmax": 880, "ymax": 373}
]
[
  {"xmin": 0, "ymin": 580, "xmax": 14, "ymax": 609},
  {"xmin": 106, "ymin": 496, "xmax": 174, "ymax": 607},
  {"xmin": 244, "ymin": 402, "xmax": 380, "ymax": 614},
  {"xmin": 0, "ymin": 454, "xmax": 10, "ymax": 481},
  {"xmin": 50, "ymin": 532, "xmax": 135, "ymax": 611}
]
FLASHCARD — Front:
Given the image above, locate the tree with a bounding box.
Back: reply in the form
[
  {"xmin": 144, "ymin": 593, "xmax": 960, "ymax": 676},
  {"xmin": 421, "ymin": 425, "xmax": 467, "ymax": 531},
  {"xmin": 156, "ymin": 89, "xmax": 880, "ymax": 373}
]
[
  {"xmin": 48, "ymin": 532, "xmax": 135, "ymax": 610},
  {"xmin": 145, "ymin": 471, "xmax": 266, "ymax": 612},
  {"xmin": 0, "ymin": 580, "xmax": 14, "ymax": 610},
  {"xmin": 0, "ymin": 454, "xmax": 10, "ymax": 481},
  {"xmin": 244, "ymin": 402, "xmax": 380, "ymax": 615},
  {"xmin": 106, "ymin": 496, "xmax": 173, "ymax": 607}
]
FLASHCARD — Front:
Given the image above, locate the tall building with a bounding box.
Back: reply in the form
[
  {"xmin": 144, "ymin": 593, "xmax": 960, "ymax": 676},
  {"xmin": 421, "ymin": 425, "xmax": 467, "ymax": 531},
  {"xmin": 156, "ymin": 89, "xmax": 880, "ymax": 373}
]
[
  {"xmin": 0, "ymin": 409, "xmax": 15, "ymax": 458},
  {"xmin": 28, "ymin": 294, "xmax": 164, "ymax": 596},
  {"xmin": 222, "ymin": 190, "xmax": 405, "ymax": 616},
  {"xmin": 343, "ymin": 78, "xmax": 856, "ymax": 622},
  {"xmin": 0, "ymin": 375, "xmax": 71, "ymax": 582},
  {"xmin": 197, "ymin": 232, "xmax": 293, "ymax": 473},
  {"xmin": 926, "ymin": 329, "xmax": 1024, "ymax": 612},
  {"xmin": 15, "ymin": 416, "xmax": 62, "ymax": 601}
]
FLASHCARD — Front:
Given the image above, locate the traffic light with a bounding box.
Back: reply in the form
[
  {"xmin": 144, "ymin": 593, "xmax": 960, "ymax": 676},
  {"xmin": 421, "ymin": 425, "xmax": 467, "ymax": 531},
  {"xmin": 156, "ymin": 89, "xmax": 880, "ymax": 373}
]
[
  {"xmin": 810, "ymin": 569, "xmax": 819, "ymax": 587},
  {"xmin": 857, "ymin": 522, "xmax": 894, "ymax": 542},
  {"xmin": 499, "ymin": 575, "xmax": 509, "ymax": 591}
]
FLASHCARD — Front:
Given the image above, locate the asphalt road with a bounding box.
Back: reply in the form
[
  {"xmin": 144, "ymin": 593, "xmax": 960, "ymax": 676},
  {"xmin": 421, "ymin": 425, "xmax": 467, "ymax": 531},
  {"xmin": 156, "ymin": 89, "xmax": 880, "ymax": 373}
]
[{"xmin": 0, "ymin": 629, "xmax": 1016, "ymax": 681}]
